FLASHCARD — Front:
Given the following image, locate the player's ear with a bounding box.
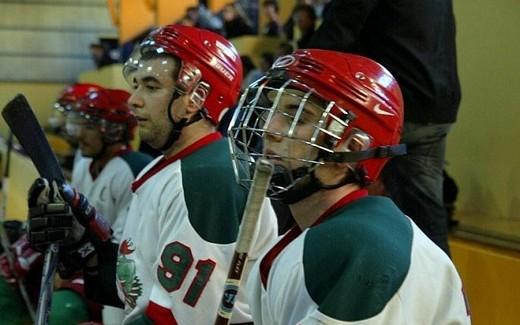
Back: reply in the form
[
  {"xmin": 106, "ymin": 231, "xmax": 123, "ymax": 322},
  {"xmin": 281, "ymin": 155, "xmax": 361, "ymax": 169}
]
[{"xmin": 332, "ymin": 129, "xmax": 372, "ymax": 172}]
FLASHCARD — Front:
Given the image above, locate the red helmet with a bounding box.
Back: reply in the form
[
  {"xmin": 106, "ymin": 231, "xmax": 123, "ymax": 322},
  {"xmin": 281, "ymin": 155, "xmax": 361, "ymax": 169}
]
[
  {"xmin": 76, "ymin": 88, "xmax": 137, "ymax": 142},
  {"xmin": 123, "ymin": 24, "xmax": 243, "ymax": 124},
  {"xmin": 278, "ymin": 49, "xmax": 404, "ymax": 182},
  {"xmin": 229, "ymin": 49, "xmax": 405, "ymax": 192},
  {"xmin": 55, "ymin": 83, "xmax": 103, "ymax": 112}
]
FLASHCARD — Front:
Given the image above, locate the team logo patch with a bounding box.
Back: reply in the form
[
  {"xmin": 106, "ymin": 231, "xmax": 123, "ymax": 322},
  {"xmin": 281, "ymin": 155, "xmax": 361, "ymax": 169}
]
[
  {"xmin": 116, "ymin": 239, "xmax": 143, "ymax": 308},
  {"xmin": 373, "ymin": 103, "xmax": 395, "ymax": 116},
  {"xmin": 272, "ymin": 55, "xmax": 296, "ymax": 69}
]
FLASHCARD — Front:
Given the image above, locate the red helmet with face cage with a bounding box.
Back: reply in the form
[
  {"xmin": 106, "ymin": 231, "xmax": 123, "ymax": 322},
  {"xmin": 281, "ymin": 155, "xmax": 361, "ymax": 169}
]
[
  {"xmin": 273, "ymin": 49, "xmax": 404, "ymax": 182},
  {"xmin": 123, "ymin": 24, "xmax": 243, "ymax": 125},
  {"xmin": 230, "ymin": 50, "xmax": 405, "ymax": 191},
  {"xmin": 77, "ymin": 88, "xmax": 137, "ymax": 142}
]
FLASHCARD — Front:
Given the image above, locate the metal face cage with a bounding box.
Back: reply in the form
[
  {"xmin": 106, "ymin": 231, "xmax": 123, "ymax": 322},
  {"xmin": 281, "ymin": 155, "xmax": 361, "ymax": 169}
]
[{"xmin": 228, "ymin": 77, "xmax": 356, "ymax": 196}]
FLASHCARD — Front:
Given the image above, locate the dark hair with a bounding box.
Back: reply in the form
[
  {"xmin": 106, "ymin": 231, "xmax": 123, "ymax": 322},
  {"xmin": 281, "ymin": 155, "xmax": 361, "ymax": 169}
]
[
  {"xmin": 240, "ymin": 55, "xmax": 257, "ymax": 75},
  {"xmin": 263, "ymin": 0, "xmax": 279, "ymax": 12},
  {"xmin": 261, "ymin": 52, "xmax": 275, "ymax": 67},
  {"xmin": 278, "ymin": 42, "xmax": 294, "ymax": 56},
  {"xmin": 294, "ymin": 4, "xmax": 317, "ymax": 21}
]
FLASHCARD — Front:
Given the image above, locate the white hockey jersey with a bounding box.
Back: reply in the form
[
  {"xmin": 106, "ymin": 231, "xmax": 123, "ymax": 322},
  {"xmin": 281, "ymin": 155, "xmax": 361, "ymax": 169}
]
[
  {"xmin": 116, "ymin": 133, "xmax": 278, "ymax": 324},
  {"xmin": 71, "ymin": 150, "xmax": 152, "ymax": 242},
  {"xmin": 247, "ymin": 190, "xmax": 471, "ymax": 325}
]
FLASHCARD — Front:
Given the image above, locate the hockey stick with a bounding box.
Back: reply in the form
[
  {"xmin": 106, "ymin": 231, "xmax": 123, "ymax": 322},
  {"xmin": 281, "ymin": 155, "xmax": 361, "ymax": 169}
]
[
  {"xmin": 215, "ymin": 158, "xmax": 274, "ymax": 325},
  {"xmin": 2, "ymin": 94, "xmax": 66, "ymax": 325},
  {"xmin": 0, "ymin": 131, "xmax": 36, "ymax": 321}
]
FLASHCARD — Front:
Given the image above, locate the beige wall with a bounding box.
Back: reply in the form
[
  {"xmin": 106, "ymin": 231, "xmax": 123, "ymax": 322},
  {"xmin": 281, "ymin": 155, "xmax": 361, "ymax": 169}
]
[
  {"xmin": 0, "ymin": 0, "xmax": 115, "ymax": 83},
  {"xmin": 447, "ymin": 0, "xmax": 520, "ymax": 219},
  {"xmin": 78, "ymin": 64, "xmax": 129, "ymax": 90},
  {"xmin": 0, "ymin": 82, "xmax": 66, "ymax": 138}
]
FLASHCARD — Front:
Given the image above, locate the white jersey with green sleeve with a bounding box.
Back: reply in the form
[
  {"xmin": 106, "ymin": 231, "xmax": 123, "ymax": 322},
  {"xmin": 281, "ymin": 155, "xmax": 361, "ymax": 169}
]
[
  {"xmin": 71, "ymin": 150, "xmax": 152, "ymax": 242},
  {"xmin": 247, "ymin": 191, "xmax": 471, "ymax": 325},
  {"xmin": 116, "ymin": 133, "xmax": 278, "ymax": 324}
]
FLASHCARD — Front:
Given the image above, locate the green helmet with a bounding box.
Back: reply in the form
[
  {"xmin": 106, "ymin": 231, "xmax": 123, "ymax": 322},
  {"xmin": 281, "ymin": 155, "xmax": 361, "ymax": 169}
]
[{"xmin": 49, "ymin": 289, "xmax": 89, "ymax": 325}]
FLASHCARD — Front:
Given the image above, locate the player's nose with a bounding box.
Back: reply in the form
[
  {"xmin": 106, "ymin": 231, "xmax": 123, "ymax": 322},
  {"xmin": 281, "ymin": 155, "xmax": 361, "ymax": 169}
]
[
  {"xmin": 128, "ymin": 91, "xmax": 144, "ymax": 112},
  {"xmin": 264, "ymin": 113, "xmax": 285, "ymax": 142}
]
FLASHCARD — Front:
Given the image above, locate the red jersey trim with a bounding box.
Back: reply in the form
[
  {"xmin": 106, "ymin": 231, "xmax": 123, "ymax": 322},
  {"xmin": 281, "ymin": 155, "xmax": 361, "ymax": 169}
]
[
  {"xmin": 146, "ymin": 301, "xmax": 179, "ymax": 325},
  {"xmin": 259, "ymin": 189, "xmax": 368, "ymax": 288},
  {"xmin": 313, "ymin": 189, "xmax": 368, "ymax": 226},
  {"xmin": 260, "ymin": 225, "xmax": 301, "ymax": 287},
  {"xmin": 131, "ymin": 132, "xmax": 222, "ymax": 192}
]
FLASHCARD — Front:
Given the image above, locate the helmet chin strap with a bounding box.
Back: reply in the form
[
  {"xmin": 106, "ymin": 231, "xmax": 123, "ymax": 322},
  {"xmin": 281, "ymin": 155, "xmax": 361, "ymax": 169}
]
[
  {"xmin": 158, "ymin": 89, "xmax": 203, "ymax": 152},
  {"xmin": 271, "ymin": 162, "xmax": 360, "ymax": 205},
  {"xmin": 268, "ymin": 140, "xmax": 406, "ymax": 204}
]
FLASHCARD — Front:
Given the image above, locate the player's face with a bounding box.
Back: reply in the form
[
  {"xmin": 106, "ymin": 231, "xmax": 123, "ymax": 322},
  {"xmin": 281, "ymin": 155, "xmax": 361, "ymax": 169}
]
[
  {"xmin": 128, "ymin": 56, "xmax": 180, "ymax": 150},
  {"xmin": 48, "ymin": 110, "xmax": 66, "ymax": 130},
  {"xmin": 63, "ymin": 111, "xmax": 82, "ymax": 147},
  {"xmin": 77, "ymin": 119, "xmax": 104, "ymax": 157},
  {"xmin": 263, "ymin": 89, "xmax": 323, "ymax": 170}
]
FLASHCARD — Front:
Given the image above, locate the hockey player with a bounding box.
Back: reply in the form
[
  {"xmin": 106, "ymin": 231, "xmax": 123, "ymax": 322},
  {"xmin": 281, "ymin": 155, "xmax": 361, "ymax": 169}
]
[
  {"xmin": 26, "ymin": 24, "xmax": 278, "ymax": 324},
  {"xmin": 228, "ymin": 50, "xmax": 471, "ymax": 324},
  {"xmin": 71, "ymin": 88, "xmax": 152, "ymax": 242},
  {"xmin": 0, "ymin": 83, "xmax": 104, "ymax": 325},
  {"xmin": 49, "ymin": 82, "xmax": 103, "ymax": 141},
  {"xmin": 2, "ymin": 87, "xmax": 152, "ymax": 324},
  {"xmin": 70, "ymin": 87, "xmax": 153, "ymax": 324},
  {"xmin": 48, "ymin": 82, "xmax": 104, "ymax": 170}
]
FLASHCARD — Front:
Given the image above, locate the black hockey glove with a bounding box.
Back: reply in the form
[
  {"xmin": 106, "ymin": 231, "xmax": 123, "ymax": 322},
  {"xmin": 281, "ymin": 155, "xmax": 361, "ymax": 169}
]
[{"xmin": 27, "ymin": 178, "xmax": 112, "ymax": 278}]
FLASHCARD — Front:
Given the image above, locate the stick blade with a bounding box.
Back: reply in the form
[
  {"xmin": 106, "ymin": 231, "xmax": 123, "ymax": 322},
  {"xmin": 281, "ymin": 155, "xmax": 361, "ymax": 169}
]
[{"xmin": 2, "ymin": 94, "xmax": 65, "ymax": 183}]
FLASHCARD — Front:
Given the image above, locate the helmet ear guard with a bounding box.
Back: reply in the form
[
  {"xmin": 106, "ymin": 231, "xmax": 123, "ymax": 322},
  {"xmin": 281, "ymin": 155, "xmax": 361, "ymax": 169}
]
[
  {"xmin": 323, "ymin": 127, "xmax": 406, "ymax": 164},
  {"xmin": 190, "ymin": 81, "xmax": 211, "ymax": 111},
  {"xmin": 177, "ymin": 62, "xmax": 202, "ymax": 95}
]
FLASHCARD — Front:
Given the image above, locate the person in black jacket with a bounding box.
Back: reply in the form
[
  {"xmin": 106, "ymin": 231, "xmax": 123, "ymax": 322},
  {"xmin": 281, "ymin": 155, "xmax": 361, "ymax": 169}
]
[{"xmin": 306, "ymin": 0, "xmax": 461, "ymax": 256}]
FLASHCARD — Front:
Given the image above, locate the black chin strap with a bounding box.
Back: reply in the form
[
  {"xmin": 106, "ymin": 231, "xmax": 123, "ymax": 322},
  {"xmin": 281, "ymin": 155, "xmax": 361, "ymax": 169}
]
[
  {"xmin": 272, "ymin": 167, "xmax": 363, "ymax": 204},
  {"xmin": 158, "ymin": 90, "xmax": 203, "ymax": 152},
  {"xmin": 323, "ymin": 144, "xmax": 407, "ymax": 163},
  {"xmin": 271, "ymin": 144, "xmax": 406, "ymax": 204}
]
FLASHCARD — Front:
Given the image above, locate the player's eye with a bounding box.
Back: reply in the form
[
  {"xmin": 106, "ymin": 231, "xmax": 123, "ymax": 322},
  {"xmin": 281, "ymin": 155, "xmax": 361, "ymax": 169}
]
[
  {"xmin": 145, "ymin": 84, "xmax": 160, "ymax": 91},
  {"xmin": 131, "ymin": 78, "xmax": 139, "ymax": 90}
]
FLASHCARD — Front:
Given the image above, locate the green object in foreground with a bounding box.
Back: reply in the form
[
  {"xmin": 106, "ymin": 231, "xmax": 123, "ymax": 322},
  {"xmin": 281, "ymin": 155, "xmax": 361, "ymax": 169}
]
[
  {"xmin": 0, "ymin": 276, "xmax": 32, "ymax": 325},
  {"xmin": 49, "ymin": 289, "xmax": 90, "ymax": 325}
]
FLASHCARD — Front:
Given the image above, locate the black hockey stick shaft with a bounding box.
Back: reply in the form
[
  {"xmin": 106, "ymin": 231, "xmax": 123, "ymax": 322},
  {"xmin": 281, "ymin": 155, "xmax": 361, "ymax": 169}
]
[
  {"xmin": 2, "ymin": 94, "xmax": 65, "ymax": 325},
  {"xmin": 215, "ymin": 159, "xmax": 273, "ymax": 325}
]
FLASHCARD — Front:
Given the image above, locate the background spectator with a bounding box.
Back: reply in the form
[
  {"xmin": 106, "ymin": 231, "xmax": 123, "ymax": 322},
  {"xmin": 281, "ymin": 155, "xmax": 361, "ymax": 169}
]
[
  {"xmin": 306, "ymin": 0, "xmax": 461, "ymax": 255},
  {"xmin": 221, "ymin": 2, "xmax": 254, "ymax": 38},
  {"xmin": 90, "ymin": 38, "xmax": 120, "ymax": 69},
  {"xmin": 262, "ymin": 0, "xmax": 282, "ymax": 36},
  {"xmin": 293, "ymin": 4, "xmax": 317, "ymax": 48}
]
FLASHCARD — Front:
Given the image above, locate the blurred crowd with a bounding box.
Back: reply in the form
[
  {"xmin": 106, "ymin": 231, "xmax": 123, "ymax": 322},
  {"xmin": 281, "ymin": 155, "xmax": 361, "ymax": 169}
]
[{"xmin": 91, "ymin": 0, "xmax": 329, "ymax": 92}]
